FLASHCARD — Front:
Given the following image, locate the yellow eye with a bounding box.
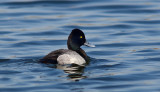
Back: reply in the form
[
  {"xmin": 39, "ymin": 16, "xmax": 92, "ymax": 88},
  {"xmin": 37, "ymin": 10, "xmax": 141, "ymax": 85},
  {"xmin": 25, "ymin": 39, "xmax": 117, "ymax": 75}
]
[{"xmin": 80, "ymin": 36, "xmax": 83, "ymax": 38}]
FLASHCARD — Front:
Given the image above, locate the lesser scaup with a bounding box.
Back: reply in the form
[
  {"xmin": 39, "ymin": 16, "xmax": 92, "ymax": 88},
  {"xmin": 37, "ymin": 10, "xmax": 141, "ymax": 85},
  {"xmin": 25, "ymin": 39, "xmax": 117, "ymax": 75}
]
[{"xmin": 40, "ymin": 28, "xmax": 95, "ymax": 65}]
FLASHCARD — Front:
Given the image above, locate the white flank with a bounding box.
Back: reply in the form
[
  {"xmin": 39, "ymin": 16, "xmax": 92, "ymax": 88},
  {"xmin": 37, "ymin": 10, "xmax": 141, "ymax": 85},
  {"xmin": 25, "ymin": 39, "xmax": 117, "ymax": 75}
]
[{"xmin": 57, "ymin": 53, "xmax": 86, "ymax": 65}]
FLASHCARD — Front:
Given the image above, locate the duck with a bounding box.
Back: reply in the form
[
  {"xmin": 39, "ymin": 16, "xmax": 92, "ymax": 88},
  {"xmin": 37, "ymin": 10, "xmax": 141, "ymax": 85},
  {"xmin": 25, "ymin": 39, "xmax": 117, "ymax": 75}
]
[{"xmin": 40, "ymin": 28, "xmax": 95, "ymax": 65}]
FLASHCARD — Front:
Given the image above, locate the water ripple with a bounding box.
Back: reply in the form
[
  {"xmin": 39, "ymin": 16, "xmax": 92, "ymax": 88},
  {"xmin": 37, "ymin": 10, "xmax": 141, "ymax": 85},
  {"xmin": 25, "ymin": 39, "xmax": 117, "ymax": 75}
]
[{"xmin": 108, "ymin": 9, "xmax": 160, "ymax": 14}]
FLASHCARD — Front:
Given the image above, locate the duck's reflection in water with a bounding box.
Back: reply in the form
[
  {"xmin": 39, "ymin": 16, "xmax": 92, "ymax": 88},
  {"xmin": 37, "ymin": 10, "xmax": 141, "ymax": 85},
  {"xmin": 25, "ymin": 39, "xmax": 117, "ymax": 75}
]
[{"xmin": 56, "ymin": 64, "xmax": 87, "ymax": 81}]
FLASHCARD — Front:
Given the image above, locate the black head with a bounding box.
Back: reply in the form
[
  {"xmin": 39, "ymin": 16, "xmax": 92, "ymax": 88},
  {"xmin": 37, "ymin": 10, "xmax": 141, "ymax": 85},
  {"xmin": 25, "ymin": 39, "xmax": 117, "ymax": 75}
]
[{"xmin": 67, "ymin": 29, "xmax": 86, "ymax": 50}]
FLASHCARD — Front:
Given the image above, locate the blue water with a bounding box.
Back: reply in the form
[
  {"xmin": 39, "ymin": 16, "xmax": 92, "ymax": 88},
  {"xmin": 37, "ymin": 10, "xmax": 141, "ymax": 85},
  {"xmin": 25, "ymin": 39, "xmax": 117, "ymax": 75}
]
[{"xmin": 0, "ymin": 0, "xmax": 160, "ymax": 92}]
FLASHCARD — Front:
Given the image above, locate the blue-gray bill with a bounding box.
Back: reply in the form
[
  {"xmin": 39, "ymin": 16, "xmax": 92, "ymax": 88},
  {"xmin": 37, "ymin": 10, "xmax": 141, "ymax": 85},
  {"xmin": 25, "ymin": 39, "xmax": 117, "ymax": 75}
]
[{"xmin": 84, "ymin": 41, "xmax": 95, "ymax": 47}]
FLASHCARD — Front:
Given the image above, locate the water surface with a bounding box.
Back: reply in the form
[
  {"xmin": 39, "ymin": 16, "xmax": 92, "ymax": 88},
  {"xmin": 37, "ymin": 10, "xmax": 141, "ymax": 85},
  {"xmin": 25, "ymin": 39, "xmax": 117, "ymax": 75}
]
[{"xmin": 0, "ymin": 0, "xmax": 160, "ymax": 92}]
